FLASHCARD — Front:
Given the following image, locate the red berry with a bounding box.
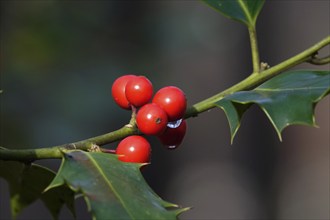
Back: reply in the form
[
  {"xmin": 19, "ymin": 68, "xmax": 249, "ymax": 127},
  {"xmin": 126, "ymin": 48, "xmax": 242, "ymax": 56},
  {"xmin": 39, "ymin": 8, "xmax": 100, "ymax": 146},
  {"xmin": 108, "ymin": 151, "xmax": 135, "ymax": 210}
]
[
  {"xmin": 116, "ymin": 135, "xmax": 151, "ymax": 163},
  {"xmin": 152, "ymin": 86, "xmax": 187, "ymax": 121},
  {"xmin": 136, "ymin": 103, "xmax": 168, "ymax": 135},
  {"xmin": 111, "ymin": 75, "xmax": 137, "ymax": 109},
  {"xmin": 158, "ymin": 120, "xmax": 187, "ymax": 149},
  {"xmin": 125, "ymin": 76, "xmax": 153, "ymax": 107}
]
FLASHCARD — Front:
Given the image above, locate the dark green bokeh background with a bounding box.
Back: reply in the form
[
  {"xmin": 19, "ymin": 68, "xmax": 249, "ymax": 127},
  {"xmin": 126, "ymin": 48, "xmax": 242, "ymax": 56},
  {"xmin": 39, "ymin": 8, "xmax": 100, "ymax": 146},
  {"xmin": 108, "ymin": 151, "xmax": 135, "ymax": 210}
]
[{"xmin": 1, "ymin": 1, "xmax": 329, "ymax": 219}]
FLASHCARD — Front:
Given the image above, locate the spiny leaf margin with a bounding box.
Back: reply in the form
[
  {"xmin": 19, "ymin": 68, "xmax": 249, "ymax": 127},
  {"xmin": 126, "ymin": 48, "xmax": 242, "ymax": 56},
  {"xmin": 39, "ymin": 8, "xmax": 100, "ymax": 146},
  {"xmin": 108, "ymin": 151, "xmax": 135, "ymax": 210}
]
[
  {"xmin": 216, "ymin": 70, "xmax": 330, "ymax": 143},
  {"xmin": 45, "ymin": 150, "xmax": 189, "ymax": 220}
]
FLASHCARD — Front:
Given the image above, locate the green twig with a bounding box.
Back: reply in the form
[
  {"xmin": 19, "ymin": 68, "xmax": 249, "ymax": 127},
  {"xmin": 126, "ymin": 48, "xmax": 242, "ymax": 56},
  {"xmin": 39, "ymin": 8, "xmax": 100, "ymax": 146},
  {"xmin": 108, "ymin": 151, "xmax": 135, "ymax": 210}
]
[
  {"xmin": 0, "ymin": 125, "xmax": 138, "ymax": 162},
  {"xmin": 184, "ymin": 35, "xmax": 330, "ymax": 118},
  {"xmin": 1, "ymin": 36, "xmax": 329, "ymax": 162},
  {"xmin": 248, "ymin": 26, "xmax": 260, "ymax": 73}
]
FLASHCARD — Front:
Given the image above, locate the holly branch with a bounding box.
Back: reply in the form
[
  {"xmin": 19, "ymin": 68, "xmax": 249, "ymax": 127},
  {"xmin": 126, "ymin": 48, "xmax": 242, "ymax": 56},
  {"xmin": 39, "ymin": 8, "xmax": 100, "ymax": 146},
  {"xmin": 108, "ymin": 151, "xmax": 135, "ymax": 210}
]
[{"xmin": 1, "ymin": 35, "xmax": 329, "ymax": 162}]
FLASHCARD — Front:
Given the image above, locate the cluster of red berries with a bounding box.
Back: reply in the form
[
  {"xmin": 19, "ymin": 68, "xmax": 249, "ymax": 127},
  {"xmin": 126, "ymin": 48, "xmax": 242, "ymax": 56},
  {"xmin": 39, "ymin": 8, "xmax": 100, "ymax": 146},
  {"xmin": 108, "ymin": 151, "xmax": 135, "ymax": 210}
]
[{"xmin": 111, "ymin": 75, "xmax": 187, "ymax": 164}]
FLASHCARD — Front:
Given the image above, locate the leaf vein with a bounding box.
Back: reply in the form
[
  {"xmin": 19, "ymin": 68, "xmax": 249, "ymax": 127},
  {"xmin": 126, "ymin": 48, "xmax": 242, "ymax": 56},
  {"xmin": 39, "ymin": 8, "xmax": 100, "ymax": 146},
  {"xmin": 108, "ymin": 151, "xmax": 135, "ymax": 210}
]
[
  {"xmin": 238, "ymin": 0, "xmax": 253, "ymax": 25},
  {"xmin": 86, "ymin": 153, "xmax": 135, "ymax": 220}
]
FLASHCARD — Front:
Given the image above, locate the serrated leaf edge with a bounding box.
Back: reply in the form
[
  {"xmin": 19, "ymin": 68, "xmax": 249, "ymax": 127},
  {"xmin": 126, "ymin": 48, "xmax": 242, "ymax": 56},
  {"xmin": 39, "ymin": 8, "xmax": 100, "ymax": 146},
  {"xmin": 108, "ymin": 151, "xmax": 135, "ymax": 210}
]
[
  {"xmin": 223, "ymin": 89, "xmax": 329, "ymax": 142},
  {"xmin": 45, "ymin": 151, "xmax": 187, "ymax": 219},
  {"xmin": 215, "ymin": 70, "xmax": 329, "ymax": 142},
  {"xmin": 46, "ymin": 151, "xmax": 137, "ymax": 219}
]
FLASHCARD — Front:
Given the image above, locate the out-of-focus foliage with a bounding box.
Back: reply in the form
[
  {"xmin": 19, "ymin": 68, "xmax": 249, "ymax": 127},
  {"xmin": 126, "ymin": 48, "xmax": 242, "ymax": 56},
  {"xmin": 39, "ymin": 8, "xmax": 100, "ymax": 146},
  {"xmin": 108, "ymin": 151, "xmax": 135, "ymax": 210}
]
[{"xmin": 0, "ymin": 160, "xmax": 75, "ymax": 219}]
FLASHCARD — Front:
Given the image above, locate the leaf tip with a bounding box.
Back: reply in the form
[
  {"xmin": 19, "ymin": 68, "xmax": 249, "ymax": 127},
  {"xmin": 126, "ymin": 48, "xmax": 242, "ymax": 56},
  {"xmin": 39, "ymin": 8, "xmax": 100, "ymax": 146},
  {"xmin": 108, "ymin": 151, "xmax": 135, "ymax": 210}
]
[
  {"xmin": 273, "ymin": 127, "xmax": 283, "ymax": 142},
  {"xmin": 229, "ymin": 125, "xmax": 241, "ymax": 144},
  {"xmin": 174, "ymin": 206, "xmax": 192, "ymax": 217}
]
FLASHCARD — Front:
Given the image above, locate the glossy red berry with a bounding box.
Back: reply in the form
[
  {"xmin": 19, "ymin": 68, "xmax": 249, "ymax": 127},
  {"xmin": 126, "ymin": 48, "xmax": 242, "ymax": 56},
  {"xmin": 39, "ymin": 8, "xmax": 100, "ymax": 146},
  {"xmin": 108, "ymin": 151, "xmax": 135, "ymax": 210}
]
[
  {"xmin": 158, "ymin": 120, "xmax": 187, "ymax": 149},
  {"xmin": 152, "ymin": 86, "xmax": 187, "ymax": 121},
  {"xmin": 116, "ymin": 135, "xmax": 151, "ymax": 163},
  {"xmin": 136, "ymin": 103, "xmax": 168, "ymax": 135},
  {"xmin": 111, "ymin": 75, "xmax": 137, "ymax": 109},
  {"xmin": 125, "ymin": 76, "xmax": 153, "ymax": 107}
]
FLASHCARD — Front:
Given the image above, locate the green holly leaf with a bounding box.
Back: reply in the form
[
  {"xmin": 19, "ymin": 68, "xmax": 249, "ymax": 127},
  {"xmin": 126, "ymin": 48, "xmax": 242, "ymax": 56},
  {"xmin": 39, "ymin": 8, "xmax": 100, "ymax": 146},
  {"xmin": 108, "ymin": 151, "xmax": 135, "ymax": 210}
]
[
  {"xmin": 216, "ymin": 70, "xmax": 330, "ymax": 142},
  {"xmin": 45, "ymin": 151, "xmax": 189, "ymax": 220},
  {"xmin": 0, "ymin": 160, "xmax": 75, "ymax": 219},
  {"xmin": 202, "ymin": 0, "xmax": 265, "ymax": 27}
]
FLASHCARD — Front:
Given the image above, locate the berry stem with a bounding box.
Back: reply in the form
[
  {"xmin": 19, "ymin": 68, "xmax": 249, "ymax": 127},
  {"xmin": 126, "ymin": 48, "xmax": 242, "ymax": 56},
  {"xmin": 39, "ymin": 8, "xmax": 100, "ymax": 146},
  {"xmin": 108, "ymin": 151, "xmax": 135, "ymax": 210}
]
[
  {"xmin": 101, "ymin": 148, "xmax": 116, "ymax": 154},
  {"xmin": 128, "ymin": 105, "xmax": 138, "ymax": 126}
]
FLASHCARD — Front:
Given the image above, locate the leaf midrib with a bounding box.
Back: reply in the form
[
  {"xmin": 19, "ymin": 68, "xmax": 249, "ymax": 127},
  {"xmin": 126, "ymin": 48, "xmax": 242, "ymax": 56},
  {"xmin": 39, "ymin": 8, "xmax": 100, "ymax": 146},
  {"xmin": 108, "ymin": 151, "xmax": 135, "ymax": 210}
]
[
  {"xmin": 86, "ymin": 153, "xmax": 135, "ymax": 219},
  {"xmin": 237, "ymin": 0, "xmax": 254, "ymax": 25}
]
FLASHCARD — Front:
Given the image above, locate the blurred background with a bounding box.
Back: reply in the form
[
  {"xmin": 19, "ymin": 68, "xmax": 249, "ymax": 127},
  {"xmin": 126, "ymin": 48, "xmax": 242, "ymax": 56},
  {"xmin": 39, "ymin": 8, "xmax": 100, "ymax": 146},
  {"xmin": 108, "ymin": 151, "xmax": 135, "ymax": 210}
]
[{"xmin": 0, "ymin": 1, "xmax": 329, "ymax": 219}]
